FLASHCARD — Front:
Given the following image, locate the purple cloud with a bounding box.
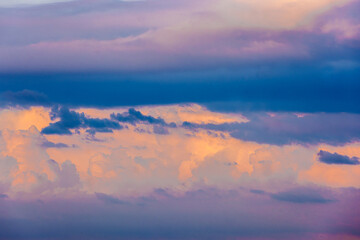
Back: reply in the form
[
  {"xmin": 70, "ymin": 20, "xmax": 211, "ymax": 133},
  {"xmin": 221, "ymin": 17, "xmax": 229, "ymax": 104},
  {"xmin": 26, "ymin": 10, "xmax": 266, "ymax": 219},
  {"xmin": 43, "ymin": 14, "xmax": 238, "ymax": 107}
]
[
  {"xmin": 0, "ymin": 187, "xmax": 359, "ymax": 239},
  {"xmin": 183, "ymin": 113, "xmax": 360, "ymax": 146},
  {"xmin": 0, "ymin": 0, "xmax": 359, "ymax": 72},
  {"xmin": 47, "ymin": 159, "xmax": 80, "ymax": 188}
]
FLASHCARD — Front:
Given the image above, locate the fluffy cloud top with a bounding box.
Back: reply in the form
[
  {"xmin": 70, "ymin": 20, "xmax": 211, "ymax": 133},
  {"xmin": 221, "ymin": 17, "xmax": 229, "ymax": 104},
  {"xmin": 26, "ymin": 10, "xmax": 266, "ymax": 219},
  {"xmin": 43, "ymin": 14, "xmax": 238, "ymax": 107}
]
[{"xmin": 0, "ymin": 104, "xmax": 359, "ymax": 239}]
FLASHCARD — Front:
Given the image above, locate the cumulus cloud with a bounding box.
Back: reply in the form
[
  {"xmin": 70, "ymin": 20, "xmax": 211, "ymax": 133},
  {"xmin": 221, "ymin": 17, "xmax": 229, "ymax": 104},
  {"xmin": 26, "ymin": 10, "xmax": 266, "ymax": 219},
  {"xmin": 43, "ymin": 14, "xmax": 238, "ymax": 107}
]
[
  {"xmin": 0, "ymin": 156, "xmax": 17, "ymax": 181},
  {"xmin": 317, "ymin": 150, "xmax": 360, "ymax": 165},
  {"xmin": 0, "ymin": 125, "xmax": 83, "ymax": 195},
  {"xmin": 0, "ymin": 155, "xmax": 18, "ymax": 193},
  {"xmin": 47, "ymin": 159, "xmax": 80, "ymax": 188},
  {"xmin": 1, "ymin": 105, "xmax": 360, "ymax": 196}
]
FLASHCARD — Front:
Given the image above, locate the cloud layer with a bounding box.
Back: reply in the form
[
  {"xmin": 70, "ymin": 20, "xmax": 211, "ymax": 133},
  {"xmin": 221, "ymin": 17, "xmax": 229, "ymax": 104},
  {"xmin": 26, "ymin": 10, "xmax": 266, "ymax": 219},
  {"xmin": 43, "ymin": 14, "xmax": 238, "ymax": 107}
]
[
  {"xmin": 0, "ymin": 0, "xmax": 359, "ymax": 72},
  {"xmin": 1, "ymin": 1, "xmax": 360, "ymax": 239},
  {"xmin": 0, "ymin": 187, "xmax": 359, "ymax": 240},
  {"xmin": 1, "ymin": 105, "xmax": 360, "ymax": 197},
  {"xmin": 0, "ymin": 0, "xmax": 359, "ymax": 115}
]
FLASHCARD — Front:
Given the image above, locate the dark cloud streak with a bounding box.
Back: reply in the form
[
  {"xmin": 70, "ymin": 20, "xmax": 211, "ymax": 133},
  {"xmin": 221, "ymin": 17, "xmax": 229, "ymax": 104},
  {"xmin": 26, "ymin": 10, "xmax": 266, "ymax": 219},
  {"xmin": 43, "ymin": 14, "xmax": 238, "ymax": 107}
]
[
  {"xmin": 41, "ymin": 106, "xmax": 176, "ymax": 136},
  {"xmin": 41, "ymin": 106, "xmax": 123, "ymax": 135},
  {"xmin": 41, "ymin": 140, "xmax": 70, "ymax": 148},
  {"xmin": 270, "ymin": 188, "xmax": 335, "ymax": 204},
  {"xmin": 1, "ymin": 70, "xmax": 360, "ymax": 113},
  {"xmin": 110, "ymin": 108, "xmax": 176, "ymax": 127},
  {"xmin": 0, "ymin": 89, "xmax": 49, "ymax": 107},
  {"xmin": 317, "ymin": 150, "xmax": 360, "ymax": 165}
]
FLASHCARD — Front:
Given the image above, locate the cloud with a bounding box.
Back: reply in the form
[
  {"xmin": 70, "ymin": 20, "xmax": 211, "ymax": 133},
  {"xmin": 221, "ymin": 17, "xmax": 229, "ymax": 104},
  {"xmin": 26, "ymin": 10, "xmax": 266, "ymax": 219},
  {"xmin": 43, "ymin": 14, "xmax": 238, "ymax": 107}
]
[
  {"xmin": 270, "ymin": 188, "xmax": 335, "ymax": 204},
  {"xmin": 0, "ymin": 125, "xmax": 83, "ymax": 194},
  {"xmin": 0, "ymin": 90, "xmax": 49, "ymax": 107},
  {"xmin": 0, "ymin": 0, "xmax": 358, "ymax": 72},
  {"xmin": 41, "ymin": 140, "xmax": 69, "ymax": 148},
  {"xmin": 1, "ymin": 72, "xmax": 360, "ymax": 113},
  {"xmin": 0, "ymin": 0, "xmax": 358, "ymax": 117},
  {"xmin": 152, "ymin": 125, "xmax": 170, "ymax": 135},
  {"xmin": 2, "ymin": 105, "xmax": 360, "ymax": 195},
  {"xmin": 95, "ymin": 193, "xmax": 129, "ymax": 205},
  {"xmin": 183, "ymin": 113, "xmax": 360, "ymax": 146},
  {"xmin": 317, "ymin": 150, "xmax": 360, "ymax": 165},
  {"xmin": 0, "ymin": 155, "xmax": 18, "ymax": 193},
  {"xmin": 41, "ymin": 106, "xmax": 178, "ymax": 135},
  {"xmin": 0, "ymin": 187, "xmax": 359, "ymax": 240},
  {"xmin": 249, "ymin": 189, "xmax": 266, "ymax": 195},
  {"xmin": 47, "ymin": 159, "xmax": 80, "ymax": 188},
  {"xmin": 95, "ymin": 192, "xmax": 128, "ymax": 205},
  {"xmin": 41, "ymin": 106, "xmax": 123, "ymax": 135},
  {"xmin": 0, "ymin": 193, "xmax": 8, "ymax": 199},
  {"xmin": 111, "ymin": 108, "xmax": 176, "ymax": 127},
  {"xmin": 249, "ymin": 187, "xmax": 336, "ymax": 204},
  {"xmin": 41, "ymin": 123, "xmax": 72, "ymax": 135},
  {"xmin": 0, "ymin": 0, "xmax": 73, "ymax": 8}
]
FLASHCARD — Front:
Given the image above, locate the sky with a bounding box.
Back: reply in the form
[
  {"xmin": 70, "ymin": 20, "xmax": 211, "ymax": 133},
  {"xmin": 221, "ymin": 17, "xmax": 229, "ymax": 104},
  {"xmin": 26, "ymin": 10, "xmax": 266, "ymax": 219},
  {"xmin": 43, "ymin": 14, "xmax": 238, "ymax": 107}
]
[{"xmin": 0, "ymin": 0, "xmax": 360, "ymax": 239}]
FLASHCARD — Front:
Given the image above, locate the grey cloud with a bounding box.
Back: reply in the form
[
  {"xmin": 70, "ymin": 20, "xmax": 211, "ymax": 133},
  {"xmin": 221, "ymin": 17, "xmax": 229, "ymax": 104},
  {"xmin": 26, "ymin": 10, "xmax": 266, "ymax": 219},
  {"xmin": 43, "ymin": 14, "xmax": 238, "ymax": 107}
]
[
  {"xmin": 317, "ymin": 150, "xmax": 360, "ymax": 165},
  {"xmin": 0, "ymin": 193, "xmax": 8, "ymax": 199},
  {"xmin": 95, "ymin": 192, "xmax": 128, "ymax": 205},
  {"xmin": 153, "ymin": 125, "xmax": 170, "ymax": 135},
  {"xmin": 47, "ymin": 159, "xmax": 80, "ymax": 188},
  {"xmin": 41, "ymin": 106, "xmax": 123, "ymax": 135},
  {"xmin": 111, "ymin": 108, "xmax": 176, "ymax": 127},
  {"xmin": 41, "ymin": 106, "xmax": 177, "ymax": 136},
  {"xmin": 249, "ymin": 189, "xmax": 266, "ymax": 195},
  {"xmin": 41, "ymin": 140, "xmax": 69, "ymax": 148}
]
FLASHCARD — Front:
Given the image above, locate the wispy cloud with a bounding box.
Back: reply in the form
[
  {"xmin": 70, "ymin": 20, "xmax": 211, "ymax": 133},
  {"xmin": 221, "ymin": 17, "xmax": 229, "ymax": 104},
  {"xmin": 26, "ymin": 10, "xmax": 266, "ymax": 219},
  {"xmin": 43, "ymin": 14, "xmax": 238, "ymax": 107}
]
[{"xmin": 183, "ymin": 113, "xmax": 360, "ymax": 146}]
